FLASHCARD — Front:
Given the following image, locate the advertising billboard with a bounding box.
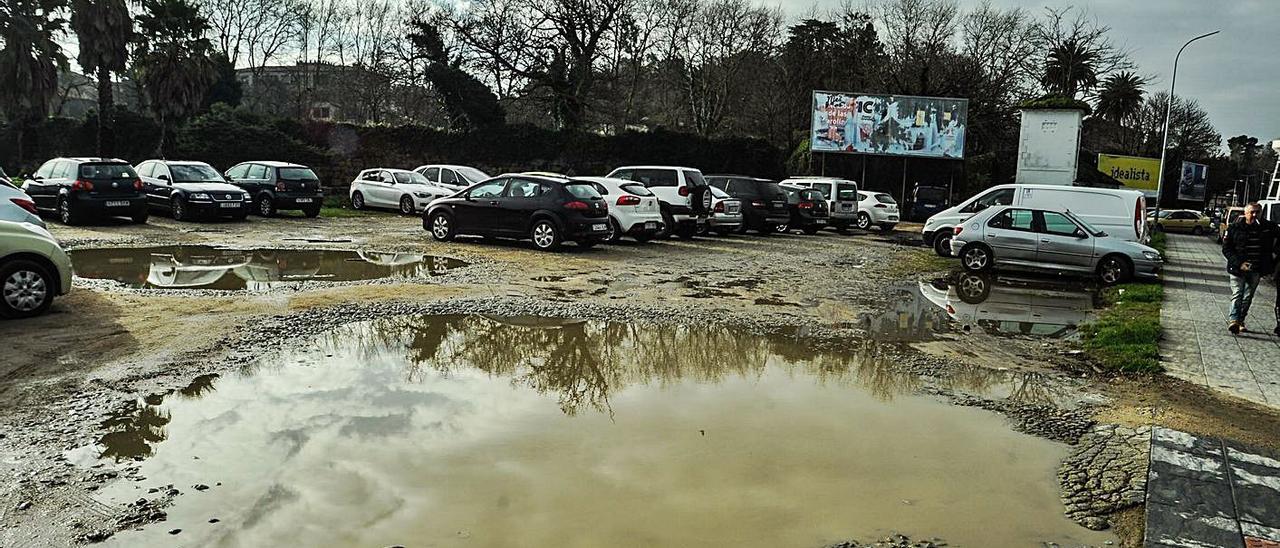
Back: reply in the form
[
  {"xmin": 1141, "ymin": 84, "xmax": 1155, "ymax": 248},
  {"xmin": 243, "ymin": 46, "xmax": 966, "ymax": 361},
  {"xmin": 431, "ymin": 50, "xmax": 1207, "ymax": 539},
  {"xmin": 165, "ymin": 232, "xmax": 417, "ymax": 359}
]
[
  {"xmin": 1015, "ymin": 109, "xmax": 1081, "ymax": 186},
  {"xmin": 1097, "ymin": 154, "xmax": 1161, "ymax": 191},
  {"xmin": 810, "ymin": 91, "xmax": 967, "ymax": 159},
  {"xmin": 1178, "ymin": 161, "xmax": 1208, "ymax": 202}
]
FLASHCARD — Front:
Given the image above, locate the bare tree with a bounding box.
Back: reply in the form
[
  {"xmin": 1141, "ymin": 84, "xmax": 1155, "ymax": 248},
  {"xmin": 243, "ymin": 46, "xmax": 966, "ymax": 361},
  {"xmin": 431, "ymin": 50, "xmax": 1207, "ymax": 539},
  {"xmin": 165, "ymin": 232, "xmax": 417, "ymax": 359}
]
[
  {"xmin": 196, "ymin": 0, "xmax": 301, "ymax": 75},
  {"xmin": 874, "ymin": 0, "xmax": 961, "ymax": 96}
]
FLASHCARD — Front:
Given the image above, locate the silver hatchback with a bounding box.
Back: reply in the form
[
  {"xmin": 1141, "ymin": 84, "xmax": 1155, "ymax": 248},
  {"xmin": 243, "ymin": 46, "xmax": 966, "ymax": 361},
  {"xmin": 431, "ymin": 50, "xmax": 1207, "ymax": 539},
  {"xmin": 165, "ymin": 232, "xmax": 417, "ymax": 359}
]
[{"xmin": 949, "ymin": 205, "xmax": 1161, "ymax": 284}]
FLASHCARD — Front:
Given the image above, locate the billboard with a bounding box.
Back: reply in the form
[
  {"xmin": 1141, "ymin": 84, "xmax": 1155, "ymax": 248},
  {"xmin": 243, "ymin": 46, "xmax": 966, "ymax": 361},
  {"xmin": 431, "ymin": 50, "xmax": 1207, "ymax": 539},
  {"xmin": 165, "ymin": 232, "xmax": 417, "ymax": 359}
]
[
  {"xmin": 1014, "ymin": 109, "xmax": 1081, "ymax": 186},
  {"xmin": 1178, "ymin": 161, "xmax": 1207, "ymax": 202},
  {"xmin": 810, "ymin": 91, "xmax": 967, "ymax": 159},
  {"xmin": 1097, "ymin": 154, "xmax": 1161, "ymax": 191}
]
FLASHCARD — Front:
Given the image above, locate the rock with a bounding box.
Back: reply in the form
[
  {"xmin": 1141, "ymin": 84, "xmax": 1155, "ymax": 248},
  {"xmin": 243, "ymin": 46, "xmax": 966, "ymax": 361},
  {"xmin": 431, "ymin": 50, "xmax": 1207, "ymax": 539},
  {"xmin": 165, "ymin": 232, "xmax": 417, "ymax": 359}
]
[
  {"xmin": 193, "ymin": 484, "xmax": 210, "ymax": 491},
  {"xmin": 168, "ymin": 529, "xmax": 182, "ymax": 535},
  {"xmin": 1080, "ymin": 516, "xmax": 1108, "ymax": 530},
  {"xmin": 15, "ymin": 500, "xmax": 31, "ymax": 511}
]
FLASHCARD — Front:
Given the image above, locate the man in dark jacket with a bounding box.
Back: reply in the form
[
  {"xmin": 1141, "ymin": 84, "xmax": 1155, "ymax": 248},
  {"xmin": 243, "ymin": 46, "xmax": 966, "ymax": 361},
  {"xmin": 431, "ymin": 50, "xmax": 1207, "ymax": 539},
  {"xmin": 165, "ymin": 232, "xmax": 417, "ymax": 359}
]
[{"xmin": 1221, "ymin": 202, "xmax": 1277, "ymax": 334}]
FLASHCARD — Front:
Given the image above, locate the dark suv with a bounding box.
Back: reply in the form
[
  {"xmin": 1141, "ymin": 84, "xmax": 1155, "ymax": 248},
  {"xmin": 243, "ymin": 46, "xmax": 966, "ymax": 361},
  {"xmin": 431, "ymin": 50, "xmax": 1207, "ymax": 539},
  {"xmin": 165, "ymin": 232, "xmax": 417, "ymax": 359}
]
[
  {"xmin": 782, "ymin": 188, "xmax": 829, "ymax": 234},
  {"xmin": 705, "ymin": 175, "xmax": 791, "ymax": 234},
  {"xmin": 24, "ymin": 157, "xmax": 148, "ymax": 224},
  {"xmin": 223, "ymin": 161, "xmax": 325, "ymax": 217},
  {"xmin": 424, "ymin": 174, "xmax": 610, "ymax": 251}
]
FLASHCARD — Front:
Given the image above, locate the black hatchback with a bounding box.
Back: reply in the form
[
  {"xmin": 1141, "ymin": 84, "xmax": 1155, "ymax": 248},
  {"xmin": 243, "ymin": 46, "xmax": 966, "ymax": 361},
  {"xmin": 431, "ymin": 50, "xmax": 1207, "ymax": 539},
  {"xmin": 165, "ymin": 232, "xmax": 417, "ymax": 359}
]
[
  {"xmin": 424, "ymin": 174, "xmax": 610, "ymax": 251},
  {"xmin": 705, "ymin": 175, "xmax": 791, "ymax": 234},
  {"xmin": 781, "ymin": 188, "xmax": 829, "ymax": 234},
  {"xmin": 223, "ymin": 161, "xmax": 325, "ymax": 217},
  {"xmin": 24, "ymin": 157, "xmax": 148, "ymax": 224}
]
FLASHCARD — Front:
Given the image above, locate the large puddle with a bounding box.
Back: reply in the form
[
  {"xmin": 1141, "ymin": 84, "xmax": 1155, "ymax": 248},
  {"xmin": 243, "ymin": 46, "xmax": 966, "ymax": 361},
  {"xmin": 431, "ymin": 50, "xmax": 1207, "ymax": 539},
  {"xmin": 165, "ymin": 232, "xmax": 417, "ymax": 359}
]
[
  {"xmin": 90, "ymin": 315, "xmax": 1113, "ymax": 547},
  {"xmin": 69, "ymin": 246, "xmax": 469, "ymax": 290}
]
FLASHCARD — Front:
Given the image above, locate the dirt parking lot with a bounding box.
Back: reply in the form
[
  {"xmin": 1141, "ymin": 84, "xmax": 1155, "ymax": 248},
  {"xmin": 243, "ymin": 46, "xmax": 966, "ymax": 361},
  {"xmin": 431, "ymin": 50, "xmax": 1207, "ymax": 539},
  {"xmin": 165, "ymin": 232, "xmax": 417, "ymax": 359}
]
[{"xmin": 3, "ymin": 213, "xmax": 1279, "ymax": 547}]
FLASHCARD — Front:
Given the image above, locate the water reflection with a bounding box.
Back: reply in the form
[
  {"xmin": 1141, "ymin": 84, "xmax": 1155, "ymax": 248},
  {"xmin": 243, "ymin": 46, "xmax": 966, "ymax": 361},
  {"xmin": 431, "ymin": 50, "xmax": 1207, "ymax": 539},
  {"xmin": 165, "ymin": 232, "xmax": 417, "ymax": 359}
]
[
  {"xmin": 69, "ymin": 246, "xmax": 469, "ymax": 290},
  {"xmin": 858, "ymin": 283, "xmax": 950, "ymax": 341},
  {"xmin": 920, "ymin": 272, "xmax": 1100, "ymax": 338}
]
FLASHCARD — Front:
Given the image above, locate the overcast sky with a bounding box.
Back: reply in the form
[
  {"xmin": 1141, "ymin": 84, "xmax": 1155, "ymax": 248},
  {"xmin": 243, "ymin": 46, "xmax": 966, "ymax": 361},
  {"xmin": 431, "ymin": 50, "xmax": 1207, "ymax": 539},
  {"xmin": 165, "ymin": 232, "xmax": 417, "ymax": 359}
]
[{"xmin": 777, "ymin": 0, "xmax": 1280, "ymax": 150}]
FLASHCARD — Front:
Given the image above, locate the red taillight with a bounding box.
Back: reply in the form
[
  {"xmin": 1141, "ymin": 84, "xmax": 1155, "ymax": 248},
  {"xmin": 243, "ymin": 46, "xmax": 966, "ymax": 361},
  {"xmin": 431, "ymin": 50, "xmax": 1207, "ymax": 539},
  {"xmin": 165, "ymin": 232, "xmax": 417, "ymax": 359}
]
[
  {"xmin": 713, "ymin": 201, "xmax": 725, "ymax": 212},
  {"xmin": 275, "ymin": 182, "xmax": 286, "ymax": 191},
  {"xmin": 751, "ymin": 200, "xmax": 765, "ymax": 207},
  {"xmin": 72, "ymin": 179, "xmax": 94, "ymax": 191},
  {"xmin": 10, "ymin": 198, "xmax": 38, "ymax": 215},
  {"xmin": 133, "ymin": 178, "xmax": 144, "ymax": 190},
  {"xmin": 565, "ymin": 200, "xmax": 589, "ymax": 211},
  {"xmin": 953, "ymin": 226, "xmax": 963, "ymax": 235},
  {"xmin": 616, "ymin": 195, "xmax": 641, "ymax": 206},
  {"xmin": 678, "ymin": 186, "xmax": 690, "ymax": 197},
  {"xmin": 798, "ymin": 202, "xmax": 813, "ymax": 209}
]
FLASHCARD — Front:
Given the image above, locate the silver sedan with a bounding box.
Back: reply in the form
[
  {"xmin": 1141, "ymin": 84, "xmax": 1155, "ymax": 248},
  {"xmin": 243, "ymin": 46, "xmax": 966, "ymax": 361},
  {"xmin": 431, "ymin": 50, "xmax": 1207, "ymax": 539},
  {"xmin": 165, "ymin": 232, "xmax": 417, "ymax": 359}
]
[{"xmin": 949, "ymin": 205, "xmax": 1161, "ymax": 284}]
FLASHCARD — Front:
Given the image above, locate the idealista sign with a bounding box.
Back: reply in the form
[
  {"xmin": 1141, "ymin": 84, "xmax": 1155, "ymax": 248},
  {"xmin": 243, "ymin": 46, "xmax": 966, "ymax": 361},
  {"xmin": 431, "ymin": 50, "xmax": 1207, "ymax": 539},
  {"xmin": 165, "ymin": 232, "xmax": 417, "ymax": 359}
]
[{"xmin": 1096, "ymin": 153, "xmax": 1161, "ymax": 191}]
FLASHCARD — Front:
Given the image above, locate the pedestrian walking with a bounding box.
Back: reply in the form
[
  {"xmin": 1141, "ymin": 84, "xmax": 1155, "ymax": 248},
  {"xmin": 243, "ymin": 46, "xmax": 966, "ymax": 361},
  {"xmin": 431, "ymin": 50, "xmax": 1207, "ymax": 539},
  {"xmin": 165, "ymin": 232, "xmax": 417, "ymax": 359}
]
[{"xmin": 1221, "ymin": 202, "xmax": 1277, "ymax": 334}]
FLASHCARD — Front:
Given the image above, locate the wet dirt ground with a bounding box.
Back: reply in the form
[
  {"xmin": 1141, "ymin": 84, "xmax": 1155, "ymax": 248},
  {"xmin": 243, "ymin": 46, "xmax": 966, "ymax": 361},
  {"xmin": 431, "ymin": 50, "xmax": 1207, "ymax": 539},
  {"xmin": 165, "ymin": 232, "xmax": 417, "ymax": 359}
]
[{"xmin": 2, "ymin": 213, "xmax": 1279, "ymax": 547}]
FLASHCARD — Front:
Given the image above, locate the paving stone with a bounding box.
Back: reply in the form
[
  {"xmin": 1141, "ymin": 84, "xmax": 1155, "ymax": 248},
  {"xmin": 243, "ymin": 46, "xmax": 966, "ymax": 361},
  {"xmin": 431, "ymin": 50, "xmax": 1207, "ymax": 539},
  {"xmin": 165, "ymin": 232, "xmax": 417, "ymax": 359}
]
[
  {"xmin": 1146, "ymin": 469, "xmax": 1236, "ymax": 519},
  {"xmin": 1144, "ymin": 500, "xmax": 1244, "ymax": 548},
  {"xmin": 1154, "ymin": 427, "xmax": 1224, "ymax": 457}
]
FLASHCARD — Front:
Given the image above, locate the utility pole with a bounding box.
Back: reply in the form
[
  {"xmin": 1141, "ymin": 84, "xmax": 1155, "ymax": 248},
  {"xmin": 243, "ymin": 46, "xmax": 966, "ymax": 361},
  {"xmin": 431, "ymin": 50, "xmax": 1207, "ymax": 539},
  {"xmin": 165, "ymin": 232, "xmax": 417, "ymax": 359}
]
[{"xmin": 1155, "ymin": 30, "xmax": 1220, "ymax": 218}]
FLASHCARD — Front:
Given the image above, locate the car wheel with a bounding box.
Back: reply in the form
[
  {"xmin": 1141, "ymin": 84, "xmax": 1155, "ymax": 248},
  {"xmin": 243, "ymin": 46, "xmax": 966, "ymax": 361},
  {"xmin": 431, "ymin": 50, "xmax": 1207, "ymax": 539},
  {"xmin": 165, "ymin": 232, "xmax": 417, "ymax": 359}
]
[
  {"xmin": 757, "ymin": 224, "xmax": 774, "ymax": 235},
  {"xmin": 959, "ymin": 243, "xmax": 993, "ymax": 272},
  {"xmin": 428, "ymin": 212, "xmax": 455, "ymax": 241},
  {"xmin": 1191, "ymin": 225, "xmax": 1203, "ymax": 235},
  {"xmin": 257, "ymin": 195, "xmax": 275, "ymax": 217},
  {"xmin": 933, "ymin": 232, "xmax": 953, "ymax": 257},
  {"xmin": 802, "ymin": 225, "xmax": 820, "ymax": 235},
  {"xmin": 577, "ymin": 240, "xmax": 597, "ymax": 250},
  {"xmin": 955, "ymin": 272, "xmax": 992, "ymax": 305},
  {"xmin": 303, "ymin": 207, "xmax": 320, "ymax": 218},
  {"xmin": 774, "ymin": 222, "xmax": 789, "ymax": 234},
  {"xmin": 879, "ymin": 223, "xmax": 897, "ymax": 232},
  {"xmin": 856, "ymin": 212, "xmax": 872, "ymax": 230},
  {"xmin": 351, "ymin": 191, "xmax": 365, "ymax": 210},
  {"xmin": 633, "ymin": 233, "xmax": 652, "ymax": 243},
  {"xmin": 1097, "ymin": 255, "xmax": 1132, "ymax": 285},
  {"xmin": 604, "ymin": 218, "xmax": 622, "ymax": 243},
  {"xmin": 171, "ymin": 197, "xmax": 188, "ymax": 221},
  {"xmin": 676, "ymin": 224, "xmax": 697, "ymax": 240},
  {"xmin": 399, "ymin": 195, "xmax": 415, "ymax": 215},
  {"xmin": 531, "ymin": 219, "xmax": 561, "ymax": 251},
  {"xmin": 0, "ymin": 259, "xmax": 55, "ymax": 319},
  {"xmin": 58, "ymin": 197, "xmax": 79, "ymax": 225},
  {"xmin": 735, "ymin": 222, "xmax": 748, "ymax": 235},
  {"xmin": 659, "ymin": 209, "xmax": 676, "ymax": 240},
  {"xmin": 130, "ymin": 211, "xmax": 149, "ymax": 224}
]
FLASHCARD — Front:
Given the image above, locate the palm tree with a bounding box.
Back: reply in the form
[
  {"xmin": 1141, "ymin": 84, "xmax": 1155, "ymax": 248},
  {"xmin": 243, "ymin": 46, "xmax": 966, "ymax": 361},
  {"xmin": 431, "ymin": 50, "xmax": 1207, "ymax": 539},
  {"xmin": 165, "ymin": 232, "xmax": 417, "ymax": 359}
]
[
  {"xmin": 0, "ymin": 0, "xmax": 67, "ymax": 168},
  {"xmin": 71, "ymin": 0, "xmax": 133, "ymax": 156},
  {"xmin": 1096, "ymin": 71, "xmax": 1145, "ymax": 125},
  {"xmin": 132, "ymin": 0, "xmax": 217, "ymax": 156},
  {"xmin": 1041, "ymin": 39, "xmax": 1100, "ymax": 98}
]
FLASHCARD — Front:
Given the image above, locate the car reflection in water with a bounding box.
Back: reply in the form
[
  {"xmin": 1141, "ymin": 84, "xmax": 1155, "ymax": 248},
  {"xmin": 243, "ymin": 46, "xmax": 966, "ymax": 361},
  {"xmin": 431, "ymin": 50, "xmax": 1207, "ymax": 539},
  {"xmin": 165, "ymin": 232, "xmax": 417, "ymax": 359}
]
[
  {"xmin": 858, "ymin": 283, "xmax": 951, "ymax": 342},
  {"xmin": 920, "ymin": 272, "xmax": 1101, "ymax": 337},
  {"xmin": 69, "ymin": 246, "xmax": 469, "ymax": 290}
]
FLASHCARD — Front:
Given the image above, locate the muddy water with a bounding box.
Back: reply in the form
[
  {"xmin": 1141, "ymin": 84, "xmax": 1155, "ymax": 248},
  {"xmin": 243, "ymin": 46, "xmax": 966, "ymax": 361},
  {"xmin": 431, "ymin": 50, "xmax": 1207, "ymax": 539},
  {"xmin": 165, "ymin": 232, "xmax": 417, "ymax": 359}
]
[
  {"xmin": 68, "ymin": 246, "xmax": 469, "ymax": 289},
  {"xmin": 94, "ymin": 315, "xmax": 1114, "ymax": 547}
]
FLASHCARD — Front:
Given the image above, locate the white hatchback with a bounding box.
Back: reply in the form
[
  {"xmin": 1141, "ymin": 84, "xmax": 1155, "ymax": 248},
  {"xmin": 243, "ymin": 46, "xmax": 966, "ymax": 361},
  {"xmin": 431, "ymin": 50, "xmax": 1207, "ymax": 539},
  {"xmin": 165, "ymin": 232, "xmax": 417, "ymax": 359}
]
[
  {"xmin": 856, "ymin": 190, "xmax": 899, "ymax": 231},
  {"xmin": 0, "ymin": 220, "xmax": 72, "ymax": 318},
  {"xmin": 349, "ymin": 168, "xmax": 456, "ymax": 214},
  {"xmin": 572, "ymin": 176, "xmax": 665, "ymax": 243}
]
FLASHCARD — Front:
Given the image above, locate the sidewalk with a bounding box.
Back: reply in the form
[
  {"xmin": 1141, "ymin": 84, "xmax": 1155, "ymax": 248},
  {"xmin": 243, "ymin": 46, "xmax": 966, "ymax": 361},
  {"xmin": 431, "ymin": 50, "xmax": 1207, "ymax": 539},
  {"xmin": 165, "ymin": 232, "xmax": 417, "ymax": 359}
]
[{"xmin": 1159, "ymin": 233, "xmax": 1280, "ymax": 409}]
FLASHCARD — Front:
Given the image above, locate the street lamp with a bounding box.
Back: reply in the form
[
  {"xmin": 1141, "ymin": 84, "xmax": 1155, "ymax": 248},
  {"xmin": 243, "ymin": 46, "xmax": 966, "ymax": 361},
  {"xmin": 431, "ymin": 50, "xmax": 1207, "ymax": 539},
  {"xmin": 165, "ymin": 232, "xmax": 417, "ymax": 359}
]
[{"xmin": 1154, "ymin": 30, "xmax": 1219, "ymax": 218}]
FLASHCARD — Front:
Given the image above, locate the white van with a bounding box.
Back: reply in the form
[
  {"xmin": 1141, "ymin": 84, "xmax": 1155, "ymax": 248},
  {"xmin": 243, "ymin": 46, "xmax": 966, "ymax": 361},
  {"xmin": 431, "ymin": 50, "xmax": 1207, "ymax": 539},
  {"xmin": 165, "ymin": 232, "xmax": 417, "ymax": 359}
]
[{"xmin": 922, "ymin": 184, "xmax": 1146, "ymax": 256}]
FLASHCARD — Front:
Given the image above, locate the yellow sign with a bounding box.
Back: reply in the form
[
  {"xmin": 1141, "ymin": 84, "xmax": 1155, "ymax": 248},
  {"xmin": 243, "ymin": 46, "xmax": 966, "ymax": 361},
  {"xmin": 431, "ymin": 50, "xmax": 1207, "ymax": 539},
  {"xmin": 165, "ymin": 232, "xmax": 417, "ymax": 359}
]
[{"xmin": 1097, "ymin": 154, "xmax": 1161, "ymax": 190}]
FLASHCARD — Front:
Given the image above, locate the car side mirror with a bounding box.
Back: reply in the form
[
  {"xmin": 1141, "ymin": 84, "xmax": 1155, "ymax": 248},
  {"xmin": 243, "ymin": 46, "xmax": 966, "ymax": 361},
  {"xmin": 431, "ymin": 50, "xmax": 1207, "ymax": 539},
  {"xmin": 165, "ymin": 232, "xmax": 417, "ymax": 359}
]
[
  {"xmin": 158, "ymin": 174, "xmax": 170, "ymax": 182},
  {"xmin": 1075, "ymin": 229, "xmax": 1088, "ymax": 239}
]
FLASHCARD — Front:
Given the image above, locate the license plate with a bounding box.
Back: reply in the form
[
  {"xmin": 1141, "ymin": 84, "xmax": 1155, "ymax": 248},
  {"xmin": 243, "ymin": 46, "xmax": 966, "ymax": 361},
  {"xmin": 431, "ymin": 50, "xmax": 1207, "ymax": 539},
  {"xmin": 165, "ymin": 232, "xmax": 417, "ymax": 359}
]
[
  {"xmin": 644, "ymin": 221, "xmax": 658, "ymax": 230},
  {"xmin": 105, "ymin": 200, "xmax": 130, "ymax": 207},
  {"xmin": 295, "ymin": 198, "xmax": 313, "ymax": 203},
  {"xmin": 220, "ymin": 202, "xmax": 240, "ymax": 208},
  {"xmin": 815, "ymin": 219, "xmax": 826, "ymax": 224},
  {"xmin": 841, "ymin": 204, "xmax": 853, "ymax": 210},
  {"xmin": 592, "ymin": 223, "xmax": 607, "ymax": 231}
]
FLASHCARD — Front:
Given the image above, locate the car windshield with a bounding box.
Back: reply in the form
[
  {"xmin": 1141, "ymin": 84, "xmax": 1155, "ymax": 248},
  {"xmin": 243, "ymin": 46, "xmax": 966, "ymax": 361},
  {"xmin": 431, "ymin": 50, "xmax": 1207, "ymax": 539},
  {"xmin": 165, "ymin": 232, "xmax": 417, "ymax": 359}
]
[
  {"xmin": 1064, "ymin": 210, "xmax": 1106, "ymax": 237},
  {"xmin": 564, "ymin": 183, "xmax": 601, "ymax": 199},
  {"xmin": 394, "ymin": 171, "xmax": 430, "ymax": 185},
  {"xmin": 683, "ymin": 171, "xmax": 707, "ymax": 187},
  {"xmin": 874, "ymin": 193, "xmax": 896, "ymax": 204},
  {"xmin": 170, "ymin": 164, "xmax": 223, "ymax": 182},
  {"xmin": 278, "ymin": 167, "xmax": 318, "ymax": 181},
  {"xmin": 79, "ymin": 163, "xmax": 136, "ymax": 179},
  {"xmin": 836, "ymin": 183, "xmax": 858, "ymax": 201},
  {"xmin": 456, "ymin": 167, "xmax": 489, "ymax": 184},
  {"xmin": 761, "ymin": 182, "xmax": 787, "ymax": 200},
  {"xmin": 915, "ymin": 187, "xmax": 947, "ymax": 201},
  {"xmin": 1153, "ymin": 210, "xmax": 1172, "ymax": 218},
  {"xmin": 710, "ymin": 186, "xmax": 729, "ymax": 199},
  {"xmin": 620, "ymin": 183, "xmax": 653, "ymax": 197}
]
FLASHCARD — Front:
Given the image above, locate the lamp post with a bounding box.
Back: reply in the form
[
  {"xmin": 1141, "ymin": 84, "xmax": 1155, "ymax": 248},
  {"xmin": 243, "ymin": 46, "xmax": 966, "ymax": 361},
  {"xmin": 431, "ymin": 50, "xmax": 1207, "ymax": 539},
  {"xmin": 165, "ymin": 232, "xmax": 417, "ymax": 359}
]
[{"xmin": 1154, "ymin": 30, "xmax": 1219, "ymax": 219}]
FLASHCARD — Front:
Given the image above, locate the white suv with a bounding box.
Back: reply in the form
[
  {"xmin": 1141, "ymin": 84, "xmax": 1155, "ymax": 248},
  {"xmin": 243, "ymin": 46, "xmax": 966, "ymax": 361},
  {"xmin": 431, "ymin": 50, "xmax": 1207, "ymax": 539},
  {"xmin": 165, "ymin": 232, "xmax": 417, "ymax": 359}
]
[
  {"xmin": 605, "ymin": 166, "xmax": 712, "ymax": 239},
  {"xmin": 778, "ymin": 177, "xmax": 859, "ymax": 232}
]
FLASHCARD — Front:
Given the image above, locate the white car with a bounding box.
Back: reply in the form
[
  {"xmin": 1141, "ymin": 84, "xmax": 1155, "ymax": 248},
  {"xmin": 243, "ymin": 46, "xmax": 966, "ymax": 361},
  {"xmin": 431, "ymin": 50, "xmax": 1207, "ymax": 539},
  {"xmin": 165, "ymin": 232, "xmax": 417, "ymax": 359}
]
[
  {"xmin": 779, "ymin": 177, "xmax": 860, "ymax": 232},
  {"xmin": 605, "ymin": 166, "xmax": 713, "ymax": 239},
  {"xmin": 350, "ymin": 168, "xmax": 456, "ymax": 214},
  {"xmin": 0, "ymin": 220, "xmax": 72, "ymax": 318},
  {"xmin": 856, "ymin": 190, "xmax": 899, "ymax": 231},
  {"xmin": 0, "ymin": 183, "xmax": 46, "ymax": 228},
  {"xmin": 706, "ymin": 186, "xmax": 743, "ymax": 235},
  {"xmin": 412, "ymin": 165, "xmax": 490, "ymax": 192},
  {"xmin": 571, "ymin": 176, "xmax": 664, "ymax": 243}
]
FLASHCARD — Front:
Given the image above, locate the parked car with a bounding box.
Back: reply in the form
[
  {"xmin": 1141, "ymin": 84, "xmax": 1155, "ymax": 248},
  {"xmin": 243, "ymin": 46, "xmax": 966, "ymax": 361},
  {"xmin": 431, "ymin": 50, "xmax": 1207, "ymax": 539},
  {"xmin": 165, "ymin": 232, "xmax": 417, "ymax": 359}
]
[
  {"xmin": 909, "ymin": 184, "xmax": 949, "ymax": 221},
  {"xmin": 779, "ymin": 177, "xmax": 859, "ymax": 232},
  {"xmin": 424, "ymin": 174, "xmax": 610, "ymax": 251},
  {"xmin": 0, "ymin": 220, "xmax": 72, "ymax": 318},
  {"xmin": 950, "ymin": 205, "xmax": 1161, "ymax": 284},
  {"xmin": 569, "ymin": 176, "xmax": 664, "ymax": 243},
  {"xmin": 349, "ymin": 168, "xmax": 455, "ymax": 215},
  {"xmin": 1147, "ymin": 209, "xmax": 1211, "ymax": 234},
  {"xmin": 705, "ymin": 186, "xmax": 743, "ymax": 236},
  {"xmin": 0, "ymin": 184, "xmax": 46, "ymax": 228},
  {"xmin": 23, "ymin": 157, "xmax": 148, "ymax": 225},
  {"xmin": 223, "ymin": 161, "xmax": 325, "ymax": 217},
  {"xmin": 412, "ymin": 165, "xmax": 491, "ymax": 192},
  {"xmin": 1217, "ymin": 206, "xmax": 1246, "ymax": 243},
  {"xmin": 605, "ymin": 166, "xmax": 712, "ymax": 239},
  {"xmin": 705, "ymin": 175, "xmax": 791, "ymax": 235},
  {"xmin": 923, "ymin": 184, "xmax": 1147, "ymax": 257},
  {"xmin": 780, "ymin": 188, "xmax": 830, "ymax": 234},
  {"xmin": 856, "ymin": 190, "xmax": 899, "ymax": 231},
  {"xmin": 135, "ymin": 160, "xmax": 250, "ymax": 221}
]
